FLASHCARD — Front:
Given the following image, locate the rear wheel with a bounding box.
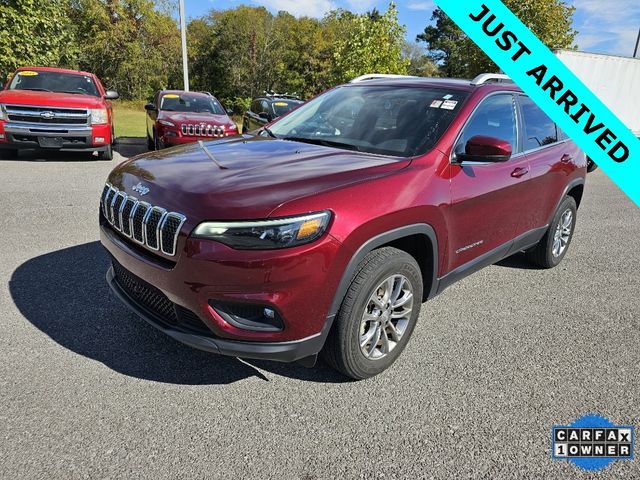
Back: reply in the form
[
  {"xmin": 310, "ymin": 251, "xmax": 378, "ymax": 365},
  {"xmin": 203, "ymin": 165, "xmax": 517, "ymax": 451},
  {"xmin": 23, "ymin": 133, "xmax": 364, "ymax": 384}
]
[
  {"xmin": 147, "ymin": 132, "xmax": 154, "ymax": 150},
  {"xmin": 525, "ymin": 196, "xmax": 577, "ymax": 269},
  {"xmin": 323, "ymin": 247, "xmax": 423, "ymax": 380}
]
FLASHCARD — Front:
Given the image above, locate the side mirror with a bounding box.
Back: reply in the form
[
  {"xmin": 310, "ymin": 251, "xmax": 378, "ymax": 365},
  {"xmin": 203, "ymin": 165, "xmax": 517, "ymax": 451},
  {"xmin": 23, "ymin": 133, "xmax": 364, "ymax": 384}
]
[
  {"xmin": 144, "ymin": 103, "xmax": 157, "ymax": 112},
  {"xmin": 258, "ymin": 112, "xmax": 272, "ymax": 121},
  {"xmin": 104, "ymin": 90, "xmax": 119, "ymax": 100},
  {"xmin": 457, "ymin": 135, "xmax": 512, "ymax": 163}
]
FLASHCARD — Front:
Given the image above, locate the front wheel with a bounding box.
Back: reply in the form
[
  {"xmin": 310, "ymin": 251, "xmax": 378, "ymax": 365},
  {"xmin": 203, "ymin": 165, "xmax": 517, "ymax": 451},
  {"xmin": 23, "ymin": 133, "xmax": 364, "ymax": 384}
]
[
  {"xmin": 525, "ymin": 196, "xmax": 577, "ymax": 268},
  {"xmin": 98, "ymin": 144, "xmax": 113, "ymax": 161},
  {"xmin": 323, "ymin": 247, "xmax": 423, "ymax": 380}
]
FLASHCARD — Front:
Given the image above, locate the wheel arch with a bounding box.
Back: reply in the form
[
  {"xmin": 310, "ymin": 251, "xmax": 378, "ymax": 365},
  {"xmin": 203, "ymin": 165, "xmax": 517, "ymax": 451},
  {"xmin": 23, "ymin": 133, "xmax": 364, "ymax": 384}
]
[{"xmin": 327, "ymin": 224, "xmax": 439, "ymax": 319}]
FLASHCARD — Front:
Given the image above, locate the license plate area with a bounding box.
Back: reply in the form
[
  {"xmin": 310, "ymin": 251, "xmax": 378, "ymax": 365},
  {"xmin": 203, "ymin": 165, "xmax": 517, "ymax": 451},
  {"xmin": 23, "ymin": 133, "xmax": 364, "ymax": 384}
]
[{"xmin": 38, "ymin": 136, "xmax": 64, "ymax": 148}]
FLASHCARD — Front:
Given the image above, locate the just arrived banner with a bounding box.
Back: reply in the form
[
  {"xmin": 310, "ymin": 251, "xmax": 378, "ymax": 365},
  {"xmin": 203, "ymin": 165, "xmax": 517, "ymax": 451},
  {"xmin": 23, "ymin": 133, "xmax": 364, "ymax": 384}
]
[{"xmin": 435, "ymin": 0, "xmax": 640, "ymax": 208}]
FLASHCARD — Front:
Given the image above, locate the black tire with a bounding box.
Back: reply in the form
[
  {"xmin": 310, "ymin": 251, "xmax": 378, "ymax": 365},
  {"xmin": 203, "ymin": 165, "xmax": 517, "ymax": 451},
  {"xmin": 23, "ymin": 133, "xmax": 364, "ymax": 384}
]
[
  {"xmin": 0, "ymin": 148, "xmax": 18, "ymax": 159},
  {"xmin": 153, "ymin": 131, "xmax": 161, "ymax": 150},
  {"xmin": 323, "ymin": 247, "xmax": 423, "ymax": 380},
  {"xmin": 587, "ymin": 157, "xmax": 598, "ymax": 173},
  {"xmin": 98, "ymin": 144, "xmax": 113, "ymax": 161},
  {"xmin": 147, "ymin": 133, "xmax": 154, "ymax": 151},
  {"xmin": 525, "ymin": 196, "xmax": 577, "ymax": 269}
]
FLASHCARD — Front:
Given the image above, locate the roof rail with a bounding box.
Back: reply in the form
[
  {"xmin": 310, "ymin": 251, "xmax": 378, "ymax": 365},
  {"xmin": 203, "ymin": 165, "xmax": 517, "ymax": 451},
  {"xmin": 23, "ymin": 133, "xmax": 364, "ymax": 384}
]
[
  {"xmin": 470, "ymin": 73, "xmax": 513, "ymax": 86},
  {"xmin": 349, "ymin": 74, "xmax": 419, "ymax": 83}
]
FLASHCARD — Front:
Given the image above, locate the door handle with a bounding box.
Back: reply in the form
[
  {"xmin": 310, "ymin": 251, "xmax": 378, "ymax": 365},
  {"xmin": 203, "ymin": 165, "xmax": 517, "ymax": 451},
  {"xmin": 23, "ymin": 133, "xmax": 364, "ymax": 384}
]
[
  {"xmin": 561, "ymin": 154, "xmax": 573, "ymax": 163},
  {"xmin": 511, "ymin": 167, "xmax": 529, "ymax": 178}
]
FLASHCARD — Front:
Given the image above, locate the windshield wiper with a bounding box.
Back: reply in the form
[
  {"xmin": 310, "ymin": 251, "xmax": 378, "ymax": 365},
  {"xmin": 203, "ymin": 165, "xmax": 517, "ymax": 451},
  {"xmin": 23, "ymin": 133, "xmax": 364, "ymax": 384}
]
[
  {"xmin": 19, "ymin": 88, "xmax": 52, "ymax": 92},
  {"xmin": 282, "ymin": 136, "xmax": 361, "ymax": 152},
  {"xmin": 261, "ymin": 126, "xmax": 278, "ymax": 138}
]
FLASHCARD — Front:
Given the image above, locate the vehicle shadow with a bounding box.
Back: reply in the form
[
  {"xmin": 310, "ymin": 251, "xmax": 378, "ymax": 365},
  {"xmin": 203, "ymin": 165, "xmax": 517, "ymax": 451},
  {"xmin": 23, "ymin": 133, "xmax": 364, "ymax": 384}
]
[
  {"xmin": 8, "ymin": 242, "xmax": 347, "ymax": 385},
  {"xmin": 495, "ymin": 252, "xmax": 539, "ymax": 270},
  {"xmin": 114, "ymin": 137, "xmax": 148, "ymax": 158},
  {"xmin": 1, "ymin": 149, "xmax": 101, "ymax": 162}
]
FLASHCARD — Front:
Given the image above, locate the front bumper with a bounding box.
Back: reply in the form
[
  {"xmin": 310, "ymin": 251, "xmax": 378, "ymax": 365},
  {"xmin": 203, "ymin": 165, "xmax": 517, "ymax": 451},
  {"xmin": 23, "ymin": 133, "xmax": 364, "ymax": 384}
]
[
  {"xmin": 107, "ymin": 265, "xmax": 331, "ymax": 363},
  {"xmin": 0, "ymin": 121, "xmax": 111, "ymax": 151}
]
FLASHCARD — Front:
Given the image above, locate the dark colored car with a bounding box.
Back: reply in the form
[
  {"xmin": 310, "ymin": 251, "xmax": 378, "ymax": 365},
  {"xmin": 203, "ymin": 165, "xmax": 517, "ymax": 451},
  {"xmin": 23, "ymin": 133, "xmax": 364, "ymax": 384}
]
[
  {"xmin": 145, "ymin": 90, "xmax": 237, "ymax": 150},
  {"xmin": 100, "ymin": 74, "xmax": 586, "ymax": 379},
  {"xmin": 242, "ymin": 94, "xmax": 302, "ymax": 133},
  {"xmin": 0, "ymin": 67, "xmax": 119, "ymax": 160}
]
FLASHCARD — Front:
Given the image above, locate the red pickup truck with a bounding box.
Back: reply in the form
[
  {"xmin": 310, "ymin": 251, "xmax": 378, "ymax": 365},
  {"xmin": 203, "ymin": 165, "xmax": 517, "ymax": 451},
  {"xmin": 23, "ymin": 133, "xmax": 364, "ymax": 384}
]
[{"xmin": 0, "ymin": 67, "xmax": 119, "ymax": 160}]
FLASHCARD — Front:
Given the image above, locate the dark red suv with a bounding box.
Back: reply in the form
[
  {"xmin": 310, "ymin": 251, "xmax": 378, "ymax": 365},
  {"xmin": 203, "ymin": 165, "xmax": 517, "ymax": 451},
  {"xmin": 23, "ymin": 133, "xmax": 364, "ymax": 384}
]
[
  {"xmin": 145, "ymin": 90, "xmax": 237, "ymax": 150},
  {"xmin": 100, "ymin": 74, "xmax": 586, "ymax": 379}
]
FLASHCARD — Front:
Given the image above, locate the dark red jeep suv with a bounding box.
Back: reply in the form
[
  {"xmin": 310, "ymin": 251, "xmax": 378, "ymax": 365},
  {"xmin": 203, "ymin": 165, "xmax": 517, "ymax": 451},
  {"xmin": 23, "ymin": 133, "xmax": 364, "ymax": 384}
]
[{"xmin": 100, "ymin": 74, "xmax": 586, "ymax": 379}]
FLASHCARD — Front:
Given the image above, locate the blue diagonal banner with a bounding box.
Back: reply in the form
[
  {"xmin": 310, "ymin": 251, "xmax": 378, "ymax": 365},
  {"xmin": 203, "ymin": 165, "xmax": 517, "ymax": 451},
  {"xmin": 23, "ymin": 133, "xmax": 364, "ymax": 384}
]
[{"xmin": 435, "ymin": 0, "xmax": 640, "ymax": 207}]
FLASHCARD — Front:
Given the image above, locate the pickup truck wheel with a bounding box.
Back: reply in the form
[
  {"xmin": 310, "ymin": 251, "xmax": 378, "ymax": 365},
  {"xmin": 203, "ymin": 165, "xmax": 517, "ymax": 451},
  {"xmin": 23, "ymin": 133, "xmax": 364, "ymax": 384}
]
[
  {"xmin": 323, "ymin": 247, "xmax": 423, "ymax": 380},
  {"xmin": 98, "ymin": 144, "xmax": 113, "ymax": 161},
  {"xmin": 525, "ymin": 196, "xmax": 577, "ymax": 269}
]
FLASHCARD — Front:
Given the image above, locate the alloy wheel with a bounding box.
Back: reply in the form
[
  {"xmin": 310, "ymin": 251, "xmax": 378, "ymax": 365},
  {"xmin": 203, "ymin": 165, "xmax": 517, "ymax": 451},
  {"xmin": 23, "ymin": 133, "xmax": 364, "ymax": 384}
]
[
  {"xmin": 552, "ymin": 208, "xmax": 573, "ymax": 257},
  {"xmin": 359, "ymin": 274, "xmax": 414, "ymax": 360}
]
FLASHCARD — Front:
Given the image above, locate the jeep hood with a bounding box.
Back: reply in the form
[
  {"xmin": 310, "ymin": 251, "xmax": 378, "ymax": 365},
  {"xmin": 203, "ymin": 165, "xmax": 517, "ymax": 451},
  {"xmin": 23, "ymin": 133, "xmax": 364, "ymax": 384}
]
[
  {"xmin": 0, "ymin": 89, "xmax": 105, "ymax": 109},
  {"xmin": 108, "ymin": 136, "xmax": 409, "ymax": 220}
]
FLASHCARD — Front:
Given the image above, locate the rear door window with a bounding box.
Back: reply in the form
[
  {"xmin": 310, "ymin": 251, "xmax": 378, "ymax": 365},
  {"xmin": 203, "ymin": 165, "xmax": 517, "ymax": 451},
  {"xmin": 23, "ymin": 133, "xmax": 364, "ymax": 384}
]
[{"xmin": 519, "ymin": 95, "xmax": 558, "ymax": 150}]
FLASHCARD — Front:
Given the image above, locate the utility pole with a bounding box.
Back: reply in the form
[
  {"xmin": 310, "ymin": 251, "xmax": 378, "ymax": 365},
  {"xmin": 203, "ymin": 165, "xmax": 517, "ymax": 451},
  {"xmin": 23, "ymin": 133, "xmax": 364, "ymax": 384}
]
[
  {"xmin": 179, "ymin": 0, "xmax": 190, "ymax": 91},
  {"xmin": 634, "ymin": 27, "xmax": 640, "ymax": 58}
]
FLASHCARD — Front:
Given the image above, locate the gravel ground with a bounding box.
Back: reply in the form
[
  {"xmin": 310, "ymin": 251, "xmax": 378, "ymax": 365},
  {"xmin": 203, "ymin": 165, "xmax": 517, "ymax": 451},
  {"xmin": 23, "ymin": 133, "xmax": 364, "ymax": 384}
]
[{"xmin": 0, "ymin": 148, "xmax": 638, "ymax": 479}]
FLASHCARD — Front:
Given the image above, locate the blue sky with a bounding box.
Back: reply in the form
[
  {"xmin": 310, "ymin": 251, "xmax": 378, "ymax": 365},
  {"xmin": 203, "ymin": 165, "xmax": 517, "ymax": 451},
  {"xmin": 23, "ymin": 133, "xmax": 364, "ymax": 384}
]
[{"xmin": 184, "ymin": 0, "xmax": 640, "ymax": 57}]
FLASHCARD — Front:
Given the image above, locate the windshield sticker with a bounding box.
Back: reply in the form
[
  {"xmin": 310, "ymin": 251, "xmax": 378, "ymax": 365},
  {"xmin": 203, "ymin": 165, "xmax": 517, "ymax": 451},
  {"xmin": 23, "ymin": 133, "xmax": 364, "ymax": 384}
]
[
  {"xmin": 442, "ymin": 94, "xmax": 453, "ymax": 100},
  {"xmin": 430, "ymin": 100, "xmax": 444, "ymax": 108},
  {"xmin": 274, "ymin": 102, "xmax": 289, "ymax": 106},
  {"xmin": 18, "ymin": 71, "xmax": 39, "ymax": 76},
  {"xmin": 441, "ymin": 100, "xmax": 458, "ymax": 110},
  {"xmin": 163, "ymin": 94, "xmax": 180, "ymax": 99}
]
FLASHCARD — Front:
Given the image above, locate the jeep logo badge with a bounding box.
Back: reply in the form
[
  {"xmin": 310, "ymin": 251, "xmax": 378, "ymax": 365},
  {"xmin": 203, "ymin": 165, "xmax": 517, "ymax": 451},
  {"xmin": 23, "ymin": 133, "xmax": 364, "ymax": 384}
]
[{"xmin": 132, "ymin": 182, "xmax": 150, "ymax": 196}]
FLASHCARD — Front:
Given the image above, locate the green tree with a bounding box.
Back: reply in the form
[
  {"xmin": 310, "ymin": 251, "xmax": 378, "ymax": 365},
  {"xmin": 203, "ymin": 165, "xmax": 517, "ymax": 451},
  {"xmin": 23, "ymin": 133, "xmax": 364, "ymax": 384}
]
[
  {"xmin": 69, "ymin": 0, "xmax": 181, "ymax": 99},
  {"xmin": 402, "ymin": 41, "xmax": 438, "ymax": 77},
  {"xmin": 332, "ymin": 2, "xmax": 409, "ymax": 83},
  {"xmin": 418, "ymin": 1, "xmax": 577, "ymax": 78},
  {"xmin": 0, "ymin": 0, "xmax": 78, "ymax": 79}
]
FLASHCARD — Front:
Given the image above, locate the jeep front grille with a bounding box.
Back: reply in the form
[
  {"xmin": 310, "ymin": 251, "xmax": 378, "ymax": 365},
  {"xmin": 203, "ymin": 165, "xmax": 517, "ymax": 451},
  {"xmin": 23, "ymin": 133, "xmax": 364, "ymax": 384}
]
[
  {"xmin": 181, "ymin": 124, "xmax": 225, "ymax": 137},
  {"xmin": 101, "ymin": 184, "xmax": 186, "ymax": 256}
]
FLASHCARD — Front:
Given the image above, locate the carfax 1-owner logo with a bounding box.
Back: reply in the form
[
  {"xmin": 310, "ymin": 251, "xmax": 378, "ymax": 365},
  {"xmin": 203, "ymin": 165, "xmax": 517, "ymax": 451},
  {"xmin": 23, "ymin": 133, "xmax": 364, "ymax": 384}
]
[{"xmin": 552, "ymin": 415, "xmax": 634, "ymax": 471}]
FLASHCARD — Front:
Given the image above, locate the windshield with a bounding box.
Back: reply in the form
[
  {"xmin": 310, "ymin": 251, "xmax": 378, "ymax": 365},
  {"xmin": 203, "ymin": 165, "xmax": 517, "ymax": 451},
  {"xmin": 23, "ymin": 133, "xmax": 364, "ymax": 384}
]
[
  {"xmin": 9, "ymin": 70, "xmax": 100, "ymax": 97},
  {"xmin": 268, "ymin": 85, "xmax": 468, "ymax": 157},
  {"xmin": 160, "ymin": 94, "xmax": 225, "ymax": 115},
  {"xmin": 272, "ymin": 100, "xmax": 302, "ymax": 117}
]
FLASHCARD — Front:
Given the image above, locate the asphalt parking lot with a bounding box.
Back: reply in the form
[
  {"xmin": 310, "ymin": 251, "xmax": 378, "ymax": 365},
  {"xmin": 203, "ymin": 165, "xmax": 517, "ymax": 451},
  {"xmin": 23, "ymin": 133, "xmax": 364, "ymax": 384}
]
[{"xmin": 1, "ymin": 148, "xmax": 638, "ymax": 479}]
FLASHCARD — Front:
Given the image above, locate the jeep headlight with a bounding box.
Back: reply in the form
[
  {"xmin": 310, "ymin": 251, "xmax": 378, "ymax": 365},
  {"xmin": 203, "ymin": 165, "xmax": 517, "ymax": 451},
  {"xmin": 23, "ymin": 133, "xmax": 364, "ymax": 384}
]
[
  {"xmin": 90, "ymin": 108, "xmax": 108, "ymax": 125},
  {"xmin": 192, "ymin": 211, "xmax": 331, "ymax": 249}
]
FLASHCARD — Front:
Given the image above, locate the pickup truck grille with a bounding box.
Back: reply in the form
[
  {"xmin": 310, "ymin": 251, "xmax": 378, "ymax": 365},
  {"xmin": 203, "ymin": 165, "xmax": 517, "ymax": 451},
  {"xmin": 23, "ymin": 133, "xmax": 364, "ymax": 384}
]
[
  {"xmin": 5, "ymin": 104, "xmax": 90, "ymax": 126},
  {"xmin": 101, "ymin": 184, "xmax": 187, "ymax": 257},
  {"xmin": 181, "ymin": 124, "xmax": 225, "ymax": 137}
]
